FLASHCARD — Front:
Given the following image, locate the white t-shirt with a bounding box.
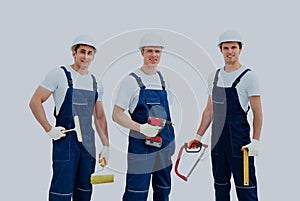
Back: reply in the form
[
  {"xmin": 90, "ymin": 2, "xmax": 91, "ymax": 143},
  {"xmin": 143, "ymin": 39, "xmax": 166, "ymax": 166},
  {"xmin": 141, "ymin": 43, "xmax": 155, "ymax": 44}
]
[
  {"xmin": 207, "ymin": 66, "xmax": 260, "ymax": 112},
  {"xmin": 41, "ymin": 65, "xmax": 103, "ymax": 115},
  {"xmin": 115, "ymin": 68, "xmax": 172, "ymax": 113}
]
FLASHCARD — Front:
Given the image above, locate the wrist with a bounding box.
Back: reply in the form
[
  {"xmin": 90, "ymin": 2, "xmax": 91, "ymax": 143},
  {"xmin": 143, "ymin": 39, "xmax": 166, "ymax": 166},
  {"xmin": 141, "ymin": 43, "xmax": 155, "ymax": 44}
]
[
  {"xmin": 45, "ymin": 125, "xmax": 52, "ymax": 133},
  {"xmin": 195, "ymin": 134, "xmax": 203, "ymax": 141},
  {"xmin": 252, "ymin": 139, "xmax": 260, "ymax": 145}
]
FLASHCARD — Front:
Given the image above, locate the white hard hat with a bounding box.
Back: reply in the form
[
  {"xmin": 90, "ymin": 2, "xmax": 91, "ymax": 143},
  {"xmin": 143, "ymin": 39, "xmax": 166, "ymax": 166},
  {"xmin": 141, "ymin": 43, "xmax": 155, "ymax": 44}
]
[
  {"xmin": 139, "ymin": 32, "xmax": 164, "ymax": 49},
  {"xmin": 218, "ymin": 30, "xmax": 243, "ymax": 47},
  {"xmin": 71, "ymin": 34, "xmax": 97, "ymax": 52}
]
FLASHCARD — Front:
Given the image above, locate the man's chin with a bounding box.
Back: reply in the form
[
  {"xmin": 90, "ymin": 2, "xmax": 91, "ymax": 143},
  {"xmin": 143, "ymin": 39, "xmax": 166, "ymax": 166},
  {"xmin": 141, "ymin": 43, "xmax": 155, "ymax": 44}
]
[{"xmin": 146, "ymin": 64, "xmax": 158, "ymax": 68}]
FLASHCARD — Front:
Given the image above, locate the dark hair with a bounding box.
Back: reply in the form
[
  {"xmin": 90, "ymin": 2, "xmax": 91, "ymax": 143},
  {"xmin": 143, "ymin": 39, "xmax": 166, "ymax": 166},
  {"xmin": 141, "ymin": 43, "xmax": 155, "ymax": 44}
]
[
  {"xmin": 219, "ymin": 41, "xmax": 242, "ymax": 49},
  {"xmin": 72, "ymin": 44, "xmax": 96, "ymax": 53}
]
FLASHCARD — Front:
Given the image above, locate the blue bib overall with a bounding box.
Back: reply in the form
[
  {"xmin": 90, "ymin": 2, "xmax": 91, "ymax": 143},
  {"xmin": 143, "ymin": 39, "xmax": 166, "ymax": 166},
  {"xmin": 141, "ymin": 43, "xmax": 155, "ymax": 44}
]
[
  {"xmin": 122, "ymin": 72, "xmax": 175, "ymax": 201},
  {"xmin": 49, "ymin": 66, "xmax": 98, "ymax": 201},
  {"xmin": 211, "ymin": 68, "xmax": 258, "ymax": 201}
]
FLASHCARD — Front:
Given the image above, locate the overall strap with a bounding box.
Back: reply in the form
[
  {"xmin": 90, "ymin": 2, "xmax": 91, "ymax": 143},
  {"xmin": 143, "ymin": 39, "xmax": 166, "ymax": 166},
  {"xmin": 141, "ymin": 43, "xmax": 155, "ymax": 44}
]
[
  {"xmin": 157, "ymin": 71, "xmax": 166, "ymax": 90},
  {"xmin": 129, "ymin": 72, "xmax": 145, "ymax": 88},
  {"xmin": 91, "ymin": 74, "xmax": 99, "ymax": 102},
  {"xmin": 91, "ymin": 74, "xmax": 98, "ymax": 91},
  {"xmin": 232, "ymin": 69, "xmax": 251, "ymax": 87},
  {"xmin": 60, "ymin": 66, "xmax": 73, "ymax": 87},
  {"xmin": 213, "ymin": 68, "xmax": 221, "ymax": 86}
]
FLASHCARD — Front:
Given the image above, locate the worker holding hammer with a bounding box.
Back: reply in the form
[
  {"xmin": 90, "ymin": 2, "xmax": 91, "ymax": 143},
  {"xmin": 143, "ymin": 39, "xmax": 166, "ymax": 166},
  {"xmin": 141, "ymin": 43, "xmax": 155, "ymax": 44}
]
[
  {"xmin": 29, "ymin": 35, "xmax": 109, "ymax": 201},
  {"xmin": 189, "ymin": 30, "xmax": 263, "ymax": 200},
  {"xmin": 112, "ymin": 32, "xmax": 175, "ymax": 201}
]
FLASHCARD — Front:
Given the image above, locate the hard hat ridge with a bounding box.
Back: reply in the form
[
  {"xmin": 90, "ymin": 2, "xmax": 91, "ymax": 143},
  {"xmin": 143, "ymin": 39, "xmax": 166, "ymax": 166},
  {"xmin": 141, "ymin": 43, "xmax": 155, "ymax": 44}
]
[
  {"xmin": 218, "ymin": 30, "xmax": 243, "ymax": 47},
  {"xmin": 71, "ymin": 34, "xmax": 97, "ymax": 52},
  {"xmin": 139, "ymin": 32, "xmax": 164, "ymax": 50}
]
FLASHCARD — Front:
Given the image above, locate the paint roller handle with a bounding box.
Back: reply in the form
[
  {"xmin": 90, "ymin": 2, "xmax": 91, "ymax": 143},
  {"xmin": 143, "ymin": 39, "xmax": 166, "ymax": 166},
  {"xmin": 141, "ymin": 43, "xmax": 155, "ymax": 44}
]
[
  {"xmin": 99, "ymin": 146, "xmax": 110, "ymax": 167},
  {"xmin": 63, "ymin": 128, "xmax": 75, "ymax": 133}
]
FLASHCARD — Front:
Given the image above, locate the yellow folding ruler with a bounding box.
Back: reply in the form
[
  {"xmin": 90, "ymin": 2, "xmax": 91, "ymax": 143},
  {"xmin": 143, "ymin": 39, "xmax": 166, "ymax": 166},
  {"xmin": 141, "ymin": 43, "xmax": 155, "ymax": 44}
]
[{"xmin": 243, "ymin": 149, "xmax": 249, "ymax": 186}]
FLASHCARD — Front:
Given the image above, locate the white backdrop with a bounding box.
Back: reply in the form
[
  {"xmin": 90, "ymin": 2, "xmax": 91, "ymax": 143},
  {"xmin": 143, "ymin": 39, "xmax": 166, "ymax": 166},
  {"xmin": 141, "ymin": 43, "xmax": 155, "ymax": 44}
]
[{"xmin": 1, "ymin": 0, "xmax": 299, "ymax": 200}]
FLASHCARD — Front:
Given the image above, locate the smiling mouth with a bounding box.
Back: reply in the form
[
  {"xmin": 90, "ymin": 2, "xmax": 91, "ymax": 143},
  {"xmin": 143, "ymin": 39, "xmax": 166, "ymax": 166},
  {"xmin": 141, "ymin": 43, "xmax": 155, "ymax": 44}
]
[{"xmin": 149, "ymin": 58, "xmax": 157, "ymax": 62}]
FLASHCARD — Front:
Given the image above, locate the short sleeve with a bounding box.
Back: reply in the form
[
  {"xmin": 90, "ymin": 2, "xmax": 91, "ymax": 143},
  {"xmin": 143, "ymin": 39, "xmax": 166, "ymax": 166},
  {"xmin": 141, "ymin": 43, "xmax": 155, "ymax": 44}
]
[
  {"xmin": 40, "ymin": 68, "xmax": 61, "ymax": 92},
  {"xmin": 114, "ymin": 75, "xmax": 139, "ymax": 110},
  {"xmin": 207, "ymin": 71, "xmax": 215, "ymax": 96},
  {"xmin": 97, "ymin": 81, "xmax": 104, "ymax": 101},
  {"xmin": 246, "ymin": 71, "xmax": 260, "ymax": 97}
]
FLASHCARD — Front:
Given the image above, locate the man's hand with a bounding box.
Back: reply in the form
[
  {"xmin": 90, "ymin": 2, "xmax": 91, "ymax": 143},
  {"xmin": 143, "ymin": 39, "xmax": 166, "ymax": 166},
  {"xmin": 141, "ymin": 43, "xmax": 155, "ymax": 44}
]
[
  {"xmin": 47, "ymin": 126, "xmax": 66, "ymax": 140},
  {"xmin": 241, "ymin": 139, "xmax": 260, "ymax": 156},
  {"xmin": 99, "ymin": 146, "xmax": 110, "ymax": 167},
  {"xmin": 188, "ymin": 134, "xmax": 203, "ymax": 149},
  {"xmin": 140, "ymin": 123, "xmax": 162, "ymax": 137}
]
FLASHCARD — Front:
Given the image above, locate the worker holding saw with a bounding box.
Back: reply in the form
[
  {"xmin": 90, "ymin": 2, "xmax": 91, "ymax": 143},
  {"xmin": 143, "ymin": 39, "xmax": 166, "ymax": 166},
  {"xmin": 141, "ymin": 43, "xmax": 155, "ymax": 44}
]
[
  {"xmin": 189, "ymin": 30, "xmax": 263, "ymax": 200},
  {"xmin": 29, "ymin": 35, "xmax": 109, "ymax": 201},
  {"xmin": 112, "ymin": 32, "xmax": 175, "ymax": 201}
]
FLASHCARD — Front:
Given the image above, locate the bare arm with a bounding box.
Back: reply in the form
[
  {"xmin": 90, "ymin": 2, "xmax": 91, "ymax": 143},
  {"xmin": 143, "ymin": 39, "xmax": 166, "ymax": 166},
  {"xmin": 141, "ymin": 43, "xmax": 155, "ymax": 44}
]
[
  {"xmin": 112, "ymin": 105, "xmax": 140, "ymax": 132},
  {"xmin": 29, "ymin": 86, "xmax": 53, "ymax": 132},
  {"xmin": 196, "ymin": 96, "xmax": 214, "ymax": 136},
  {"xmin": 94, "ymin": 101, "xmax": 109, "ymax": 146},
  {"xmin": 249, "ymin": 96, "xmax": 263, "ymax": 140}
]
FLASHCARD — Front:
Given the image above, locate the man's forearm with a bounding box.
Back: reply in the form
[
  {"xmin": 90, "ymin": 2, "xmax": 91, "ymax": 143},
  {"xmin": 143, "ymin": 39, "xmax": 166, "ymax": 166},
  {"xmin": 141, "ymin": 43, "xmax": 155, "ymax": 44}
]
[
  {"xmin": 29, "ymin": 97, "xmax": 52, "ymax": 132},
  {"xmin": 252, "ymin": 112, "xmax": 262, "ymax": 140},
  {"xmin": 95, "ymin": 115, "xmax": 109, "ymax": 146},
  {"xmin": 112, "ymin": 106, "xmax": 140, "ymax": 132}
]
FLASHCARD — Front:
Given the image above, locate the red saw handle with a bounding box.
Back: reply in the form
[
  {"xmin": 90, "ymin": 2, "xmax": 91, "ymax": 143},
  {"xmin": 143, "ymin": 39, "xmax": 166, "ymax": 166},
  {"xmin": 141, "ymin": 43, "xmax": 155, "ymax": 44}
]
[{"xmin": 175, "ymin": 142, "xmax": 209, "ymax": 182}]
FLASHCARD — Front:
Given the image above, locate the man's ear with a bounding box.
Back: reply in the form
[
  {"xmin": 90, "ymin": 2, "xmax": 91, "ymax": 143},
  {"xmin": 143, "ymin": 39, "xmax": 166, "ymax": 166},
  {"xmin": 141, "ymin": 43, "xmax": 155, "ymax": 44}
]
[
  {"xmin": 141, "ymin": 49, "xmax": 144, "ymax": 56},
  {"xmin": 219, "ymin": 47, "xmax": 223, "ymax": 54}
]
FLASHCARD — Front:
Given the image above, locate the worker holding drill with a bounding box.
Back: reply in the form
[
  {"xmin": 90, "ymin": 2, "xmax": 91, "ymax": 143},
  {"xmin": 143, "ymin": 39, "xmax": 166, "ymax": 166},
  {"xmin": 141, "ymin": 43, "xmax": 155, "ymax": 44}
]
[
  {"xmin": 112, "ymin": 32, "xmax": 175, "ymax": 201},
  {"xmin": 189, "ymin": 30, "xmax": 263, "ymax": 200},
  {"xmin": 29, "ymin": 35, "xmax": 109, "ymax": 201}
]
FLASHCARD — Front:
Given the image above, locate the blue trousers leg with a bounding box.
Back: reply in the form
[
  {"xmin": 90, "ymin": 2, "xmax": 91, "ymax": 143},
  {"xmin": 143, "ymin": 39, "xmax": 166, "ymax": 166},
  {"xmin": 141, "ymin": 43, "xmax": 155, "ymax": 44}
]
[
  {"xmin": 212, "ymin": 153, "xmax": 231, "ymax": 201},
  {"xmin": 49, "ymin": 136, "xmax": 95, "ymax": 201},
  {"xmin": 73, "ymin": 147, "xmax": 95, "ymax": 201},
  {"xmin": 49, "ymin": 135, "xmax": 79, "ymax": 201},
  {"xmin": 152, "ymin": 164, "xmax": 172, "ymax": 201},
  {"xmin": 212, "ymin": 151, "xmax": 259, "ymax": 201},
  {"xmin": 122, "ymin": 172, "xmax": 152, "ymax": 201},
  {"xmin": 230, "ymin": 156, "xmax": 258, "ymax": 201}
]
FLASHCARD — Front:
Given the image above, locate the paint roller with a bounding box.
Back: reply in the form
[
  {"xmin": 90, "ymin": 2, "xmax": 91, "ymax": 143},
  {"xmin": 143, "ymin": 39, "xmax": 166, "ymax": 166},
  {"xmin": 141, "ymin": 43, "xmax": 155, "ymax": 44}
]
[
  {"xmin": 90, "ymin": 158, "xmax": 114, "ymax": 184},
  {"xmin": 63, "ymin": 115, "xmax": 83, "ymax": 142}
]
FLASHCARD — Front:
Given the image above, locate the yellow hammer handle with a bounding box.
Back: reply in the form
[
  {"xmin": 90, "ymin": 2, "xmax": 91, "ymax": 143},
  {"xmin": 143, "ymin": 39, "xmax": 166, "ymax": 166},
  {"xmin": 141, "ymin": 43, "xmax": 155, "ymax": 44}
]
[{"xmin": 243, "ymin": 149, "xmax": 249, "ymax": 186}]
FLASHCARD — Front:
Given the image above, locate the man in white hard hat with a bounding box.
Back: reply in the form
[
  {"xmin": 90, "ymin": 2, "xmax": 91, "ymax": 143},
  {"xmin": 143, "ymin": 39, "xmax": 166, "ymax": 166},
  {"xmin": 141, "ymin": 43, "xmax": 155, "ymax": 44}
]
[
  {"xmin": 112, "ymin": 32, "xmax": 175, "ymax": 201},
  {"xmin": 189, "ymin": 30, "xmax": 262, "ymax": 200},
  {"xmin": 29, "ymin": 35, "xmax": 110, "ymax": 201}
]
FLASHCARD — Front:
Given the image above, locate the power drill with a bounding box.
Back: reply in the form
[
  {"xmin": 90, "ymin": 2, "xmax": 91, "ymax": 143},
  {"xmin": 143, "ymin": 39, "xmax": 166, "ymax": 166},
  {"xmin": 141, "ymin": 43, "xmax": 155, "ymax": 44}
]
[{"xmin": 145, "ymin": 117, "xmax": 173, "ymax": 148}]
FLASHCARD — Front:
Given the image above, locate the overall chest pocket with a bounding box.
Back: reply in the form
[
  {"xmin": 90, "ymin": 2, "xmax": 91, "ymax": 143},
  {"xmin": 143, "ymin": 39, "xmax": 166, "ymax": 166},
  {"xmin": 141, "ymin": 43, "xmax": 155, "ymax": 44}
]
[
  {"xmin": 212, "ymin": 88, "xmax": 227, "ymax": 104},
  {"xmin": 73, "ymin": 96, "xmax": 88, "ymax": 106},
  {"xmin": 146, "ymin": 96, "xmax": 161, "ymax": 105}
]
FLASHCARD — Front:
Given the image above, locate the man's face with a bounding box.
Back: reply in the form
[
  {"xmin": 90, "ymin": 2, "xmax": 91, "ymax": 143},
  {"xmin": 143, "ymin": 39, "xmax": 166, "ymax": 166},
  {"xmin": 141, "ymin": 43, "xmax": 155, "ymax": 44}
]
[
  {"xmin": 220, "ymin": 42, "xmax": 242, "ymax": 65},
  {"xmin": 141, "ymin": 46, "xmax": 162, "ymax": 66},
  {"xmin": 72, "ymin": 45, "xmax": 95, "ymax": 69}
]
